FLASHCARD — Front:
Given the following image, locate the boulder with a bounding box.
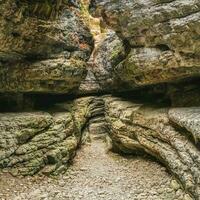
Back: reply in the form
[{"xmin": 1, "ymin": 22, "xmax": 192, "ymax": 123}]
[{"xmin": 90, "ymin": 0, "xmax": 200, "ymax": 88}]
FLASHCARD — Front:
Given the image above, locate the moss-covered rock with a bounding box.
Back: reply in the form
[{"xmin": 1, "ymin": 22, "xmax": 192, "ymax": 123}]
[
  {"xmin": 0, "ymin": 0, "xmax": 94, "ymax": 94},
  {"xmin": 0, "ymin": 109, "xmax": 82, "ymax": 176}
]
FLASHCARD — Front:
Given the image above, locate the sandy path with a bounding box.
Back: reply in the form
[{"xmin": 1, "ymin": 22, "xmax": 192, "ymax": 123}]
[{"xmin": 0, "ymin": 138, "xmax": 185, "ymax": 200}]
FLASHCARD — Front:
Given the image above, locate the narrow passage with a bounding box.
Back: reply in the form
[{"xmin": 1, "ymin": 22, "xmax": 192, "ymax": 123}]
[{"xmin": 0, "ymin": 136, "xmax": 185, "ymax": 200}]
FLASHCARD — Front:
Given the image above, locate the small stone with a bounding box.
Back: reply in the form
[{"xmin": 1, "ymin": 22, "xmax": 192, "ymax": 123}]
[
  {"xmin": 59, "ymin": 181, "xmax": 65, "ymax": 187},
  {"xmin": 184, "ymin": 194, "xmax": 193, "ymax": 200},
  {"xmin": 98, "ymin": 191, "xmax": 106, "ymax": 195},
  {"xmin": 80, "ymin": 167, "xmax": 87, "ymax": 171},
  {"xmin": 170, "ymin": 180, "xmax": 180, "ymax": 191},
  {"xmin": 115, "ymin": 177, "xmax": 121, "ymax": 182}
]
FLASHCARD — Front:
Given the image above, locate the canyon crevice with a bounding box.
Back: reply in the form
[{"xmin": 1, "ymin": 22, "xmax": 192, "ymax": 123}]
[{"xmin": 0, "ymin": 0, "xmax": 200, "ymax": 199}]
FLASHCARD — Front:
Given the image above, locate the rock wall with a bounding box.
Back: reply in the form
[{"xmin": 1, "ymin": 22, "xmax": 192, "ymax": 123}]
[
  {"xmin": 0, "ymin": 96, "xmax": 101, "ymax": 176},
  {"xmin": 88, "ymin": 1, "xmax": 200, "ymax": 199},
  {"xmin": 90, "ymin": 0, "xmax": 200, "ymax": 89},
  {"xmin": 0, "ymin": 0, "xmax": 94, "ymax": 175},
  {"xmin": 0, "ymin": 111, "xmax": 79, "ymax": 176},
  {"xmin": 0, "ymin": 0, "xmax": 94, "ymax": 94},
  {"xmin": 0, "ymin": 0, "xmax": 200, "ymax": 199},
  {"xmin": 104, "ymin": 96, "xmax": 200, "ymax": 199}
]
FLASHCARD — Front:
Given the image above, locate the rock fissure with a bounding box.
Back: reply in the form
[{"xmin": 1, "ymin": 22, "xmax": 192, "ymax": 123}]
[{"xmin": 0, "ymin": 0, "xmax": 200, "ymax": 199}]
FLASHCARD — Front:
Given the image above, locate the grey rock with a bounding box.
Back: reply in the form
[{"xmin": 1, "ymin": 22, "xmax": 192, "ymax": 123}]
[
  {"xmin": 0, "ymin": 97, "xmax": 93, "ymax": 176},
  {"xmin": 104, "ymin": 96, "xmax": 200, "ymax": 199},
  {"xmin": 169, "ymin": 107, "xmax": 200, "ymax": 144},
  {"xmin": 91, "ymin": 0, "xmax": 200, "ymax": 88},
  {"xmin": 0, "ymin": 0, "xmax": 93, "ymax": 94}
]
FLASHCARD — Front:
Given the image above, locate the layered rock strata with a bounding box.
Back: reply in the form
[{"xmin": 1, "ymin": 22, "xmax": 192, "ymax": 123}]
[
  {"xmin": 72, "ymin": 96, "xmax": 107, "ymax": 142},
  {"xmin": 0, "ymin": 96, "xmax": 101, "ymax": 176},
  {"xmin": 0, "ymin": 3, "xmax": 199, "ymax": 200},
  {"xmin": 90, "ymin": 0, "xmax": 200, "ymax": 54},
  {"xmin": 90, "ymin": 0, "xmax": 200, "ymax": 89},
  {"xmin": 86, "ymin": 5, "xmax": 200, "ymax": 198},
  {"xmin": 0, "ymin": 0, "xmax": 94, "ymax": 175},
  {"xmin": 0, "ymin": 0, "xmax": 93, "ymax": 93},
  {"xmin": 79, "ymin": 31, "xmax": 128, "ymax": 93},
  {"xmin": 104, "ymin": 96, "xmax": 200, "ymax": 199},
  {"xmin": 0, "ymin": 111, "xmax": 79, "ymax": 176}
]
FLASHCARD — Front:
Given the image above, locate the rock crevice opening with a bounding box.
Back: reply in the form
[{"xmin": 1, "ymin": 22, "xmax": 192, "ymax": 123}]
[{"xmin": 0, "ymin": 0, "xmax": 200, "ymax": 199}]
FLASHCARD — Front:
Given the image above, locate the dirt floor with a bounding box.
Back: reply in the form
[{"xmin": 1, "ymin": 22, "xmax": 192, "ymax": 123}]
[{"xmin": 0, "ymin": 137, "xmax": 186, "ymax": 200}]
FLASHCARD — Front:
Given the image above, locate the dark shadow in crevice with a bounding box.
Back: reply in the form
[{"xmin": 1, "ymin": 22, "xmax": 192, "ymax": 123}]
[
  {"xmin": 155, "ymin": 44, "xmax": 171, "ymax": 51},
  {"xmin": 170, "ymin": 120, "xmax": 200, "ymax": 150},
  {"xmin": 112, "ymin": 76, "xmax": 200, "ymax": 107},
  {"xmin": 109, "ymin": 138, "xmax": 167, "ymax": 171},
  {"xmin": 1, "ymin": 76, "xmax": 200, "ymax": 112}
]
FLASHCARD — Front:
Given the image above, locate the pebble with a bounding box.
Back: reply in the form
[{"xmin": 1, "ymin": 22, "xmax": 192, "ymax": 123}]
[
  {"xmin": 171, "ymin": 179, "xmax": 181, "ymax": 191},
  {"xmin": 184, "ymin": 194, "xmax": 193, "ymax": 200},
  {"xmin": 0, "ymin": 140, "xmax": 186, "ymax": 200}
]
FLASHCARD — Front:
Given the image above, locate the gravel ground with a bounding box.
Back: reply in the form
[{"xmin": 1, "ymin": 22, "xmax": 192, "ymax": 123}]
[{"xmin": 0, "ymin": 138, "xmax": 187, "ymax": 200}]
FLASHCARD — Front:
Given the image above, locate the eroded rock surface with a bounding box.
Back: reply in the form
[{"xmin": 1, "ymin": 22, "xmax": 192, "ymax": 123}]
[
  {"xmin": 90, "ymin": 0, "xmax": 200, "ymax": 54},
  {"xmin": 0, "ymin": 0, "xmax": 200, "ymax": 199},
  {"xmin": 0, "ymin": 58, "xmax": 87, "ymax": 93},
  {"xmin": 0, "ymin": 96, "xmax": 96, "ymax": 176},
  {"xmin": 90, "ymin": 0, "xmax": 200, "ymax": 88},
  {"xmin": 104, "ymin": 96, "xmax": 200, "ymax": 199},
  {"xmin": 169, "ymin": 107, "xmax": 200, "ymax": 144},
  {"xmin": 0, "ymin": 0, "xmax": 93, "ymax": 93},
  {"xmin": 0, "ymin": 111, "xmax": 79, "ymax": 176},
  {"xmin": 91, "ymin": 31, "xmax": 127, "ymax": 92}
]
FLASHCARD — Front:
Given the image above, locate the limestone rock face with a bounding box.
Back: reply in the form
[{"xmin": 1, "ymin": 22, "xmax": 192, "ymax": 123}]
[
  {"xmin": 92, "ymin": 32, "xmax": 200, "ymax": 90},
  {"xmin": 72, "ymin": 96, "xmax": 107, "ymax": 142},
  {"xmin": 79, "ymin": 31, "xmax": 127, "ymax": 93},
  {"xmin": 0, "ymin": 96, "xmax": 95, "ymax": 176},
  {"xmin": 92, "ymin": 31, "xmax": 127, "ymax": 91},
  {"xmin": 0, "ymin": 58, "xmax": 87, "ymax": 93},
  {"xmin": 0, "ymin": 0, "xmax": 94, "ymax": 93},
  {"xmin": 104, "ymin": 96, "xmax": 200, "ymax": 199},
  {"xmin": 90, "ymin": 0, "xmax": 200, "ymax": 87},
  {"xmin": 0, "ymin": 4, "xmax": 200, "ymax": 199},
  {"xmin": 91, "ymin": 0, "xmax": 200, "ymax": 54},
  {"xmin": 116, "ymin": 48, "xmax": 200, "ymax": 87},
  {"xmin": 0, "ymin": 111, "xmax": 79, "ymax": 176},
  {"xmin": 169, "ymin": 107, "xmax": 200, "ymax": 144}
]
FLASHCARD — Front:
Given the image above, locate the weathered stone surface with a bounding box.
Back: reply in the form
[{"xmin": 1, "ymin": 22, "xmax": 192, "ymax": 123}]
[
  {"xmin": 79, "ymin": 31, "xmax": 131, "ymax": 93},
  {"xmin": 0, "ymin": 0, "xmax": 93, "ymax": 61},
  {"xmin": 78, "ymin": 67, "xmax": 101, "ymax": 94},
  {"xmin": 0, "ymin": 109, "xmax": 82, "ymax": 176},
  {"xmin": 0, "ymin": 4, "xmax": 200, "ymax": 200},
  {"xmin": 0, "ymin": 0, "xmax": 93, "ymax": 93},
  {"xmin": 0, "ymin": 58, "xmax": 87, "ymax": 93},
  {"xmin": 90, "ymin": 30, "xmax": 200, "ymax": 90},
  {"xmin": 0, "ymin": 95, "xmax": 107, "ymax": 176},
  {"xmin": 72, "ymin": 96, "xmax": 94, "ymax": 133},
  {"xmin": 91, "ymin": 0, "xmax": 200, "ymax": 54},
  {"xmin": 72, "ymin": 96, "xmax": 107, "ymax": 141},
  {"xmin": 115, "ymin": 48, "xmax": 200, "ymax": 87},
  {"xmin": 90, "ymin": 0, "xmax": 200, "ymax": 87},
  {"xmin": 104, "ymin": 96, "xmax": 200, "ymax": 199},
  {"xmin": 91, "ymin": 31, "xmax": 127, "ymax": 91},
  {"xmin": 169, "ymin": 107, "xmax": 200, "ymax": 144}
]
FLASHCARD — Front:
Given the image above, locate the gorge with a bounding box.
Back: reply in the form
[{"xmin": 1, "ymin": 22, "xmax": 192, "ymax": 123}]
[{"xmin": 0, "ymin": 0, "xmax": 200, "ymax": 199}]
